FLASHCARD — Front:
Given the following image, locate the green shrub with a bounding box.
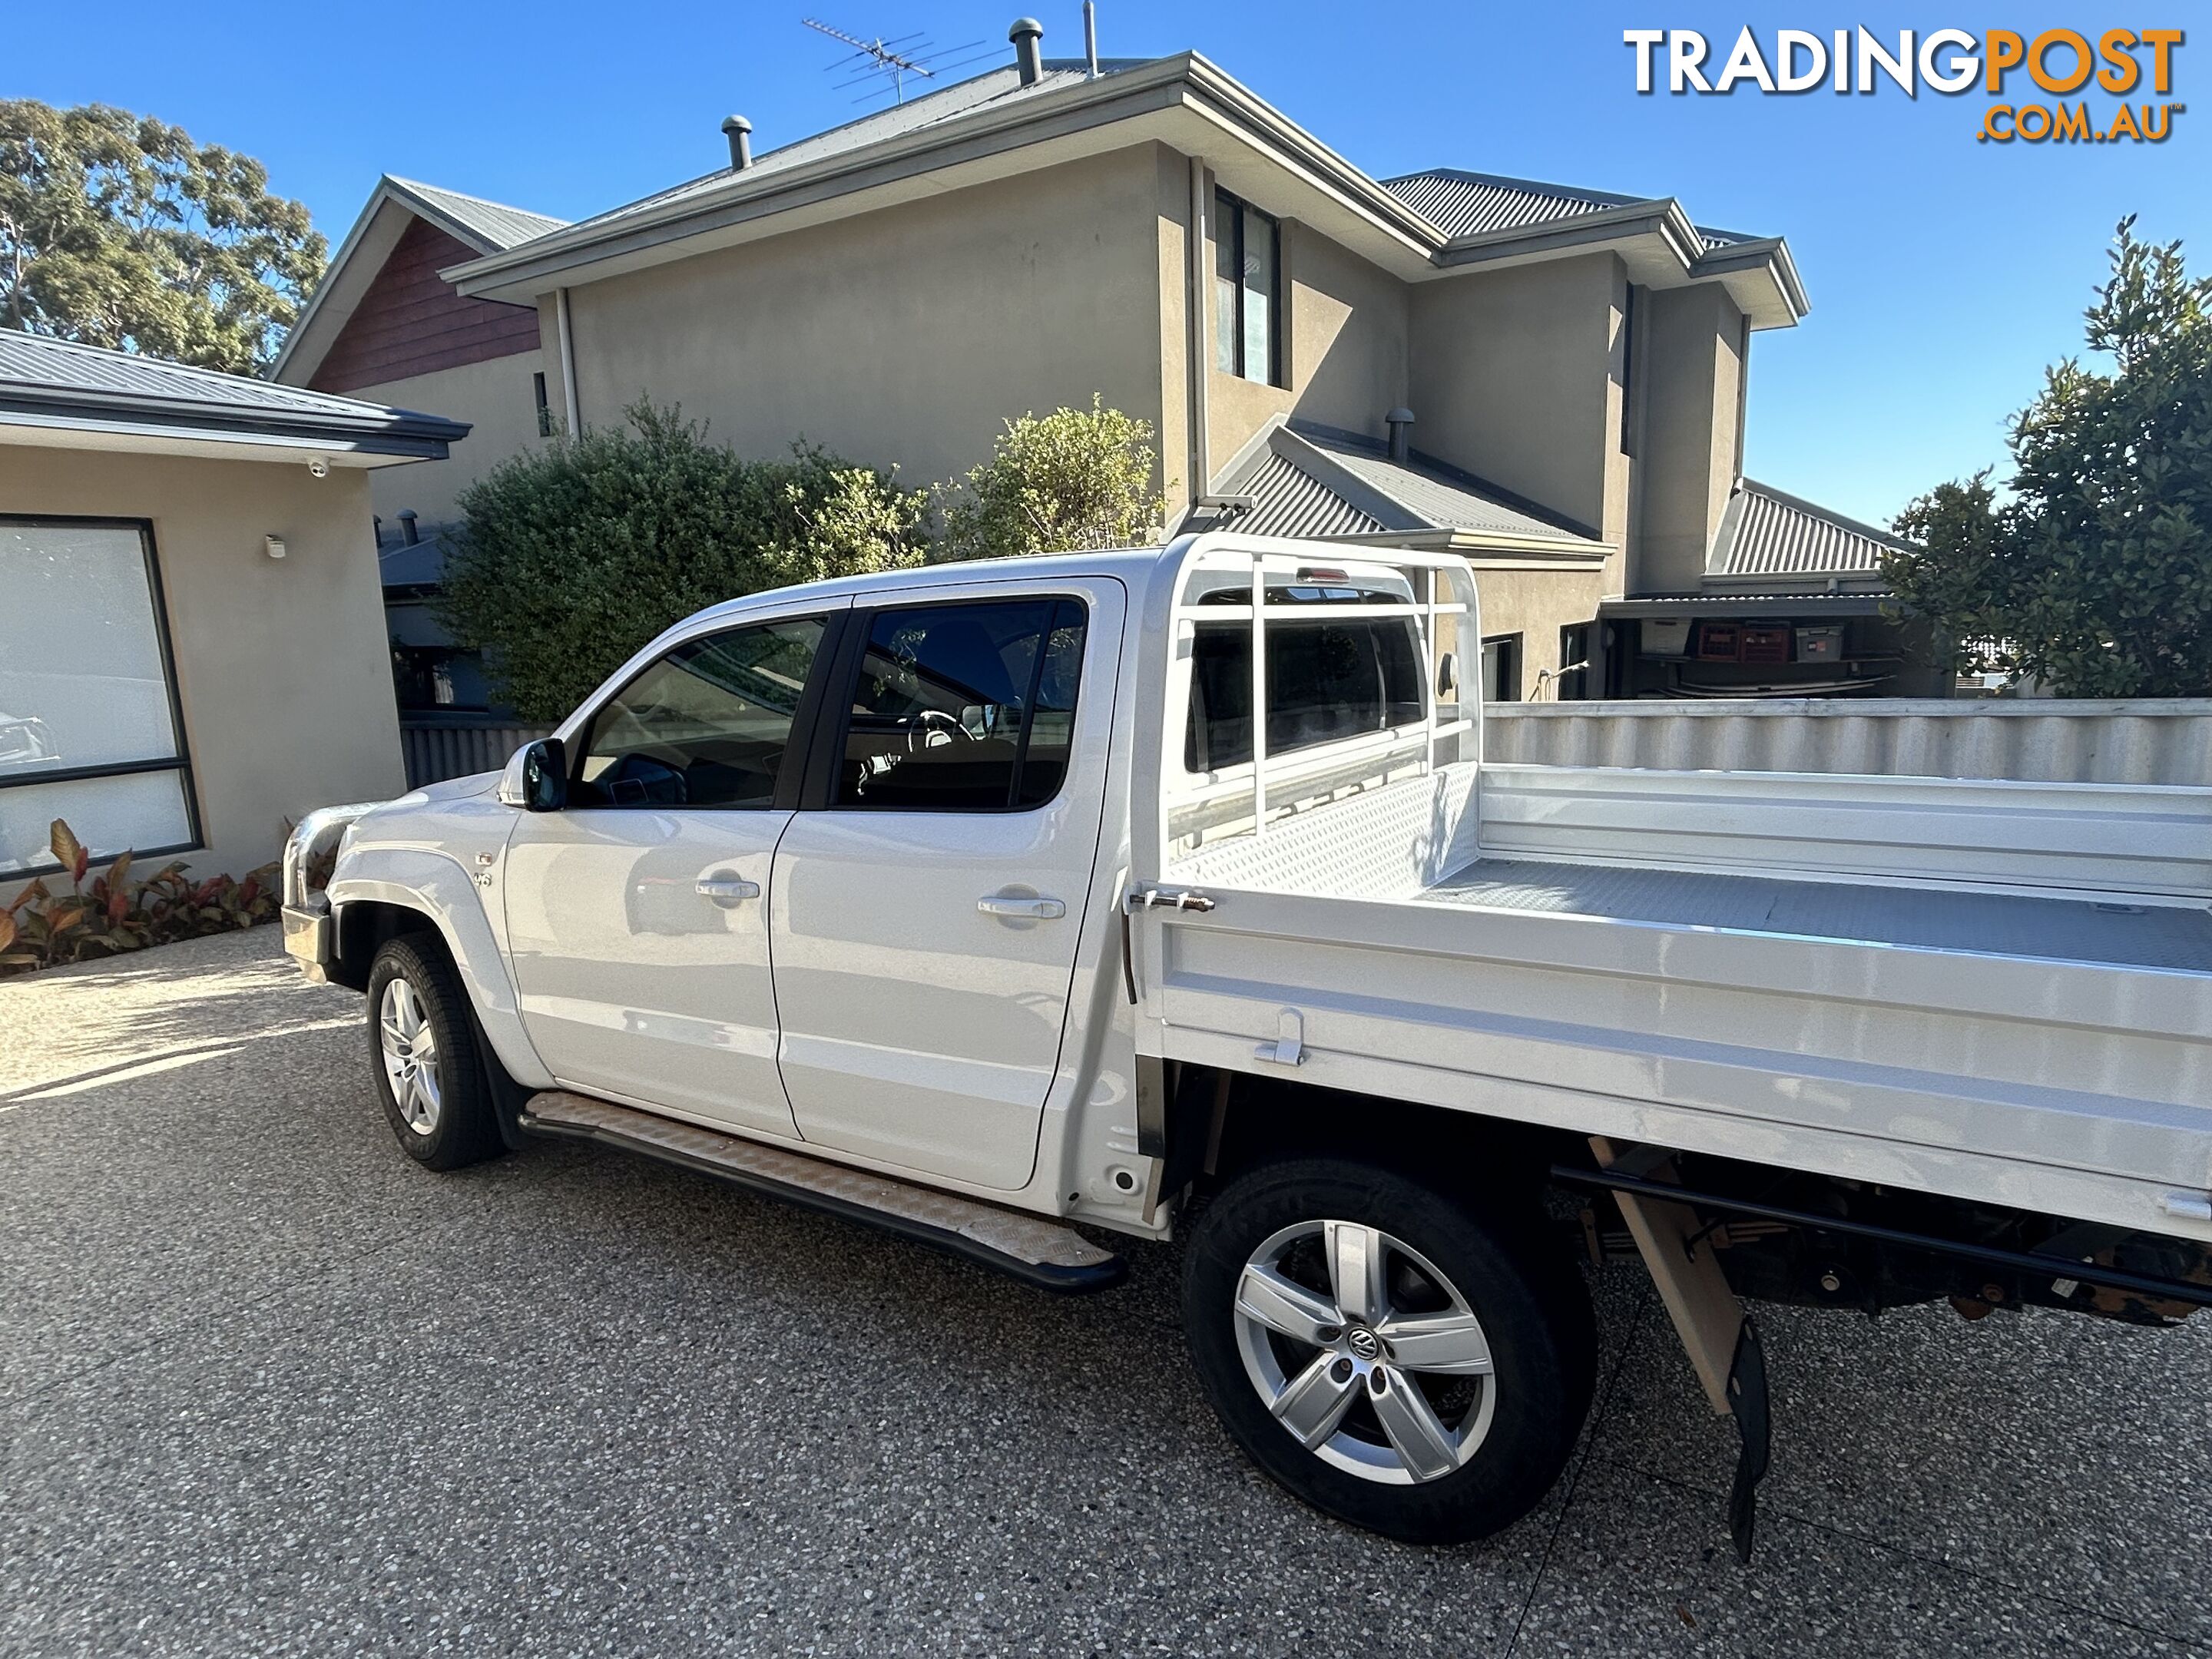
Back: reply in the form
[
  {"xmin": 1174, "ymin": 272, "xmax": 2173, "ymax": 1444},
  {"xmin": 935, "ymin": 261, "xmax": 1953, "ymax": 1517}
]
[
  {"xmin": 1885, "ymin": 218, "xmax": 2212, "ymax": 697},
  {"xmin": 439, "ymin": 402, "xmax": 929, "ymax": 720},
  {"xmin": 935, "ymin": 396, "xmax": 1167, "ymax": 563},
  {"xmin": 0, "ymin": 820, "xmax": 277, "ymax": 976}
]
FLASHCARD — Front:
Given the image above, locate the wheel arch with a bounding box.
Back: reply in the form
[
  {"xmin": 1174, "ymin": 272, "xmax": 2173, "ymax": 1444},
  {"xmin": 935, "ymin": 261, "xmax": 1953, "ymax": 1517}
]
[
  {"xmin": 1161, "ymin": 1062, "xmax": 1575, "ymax": 1208},
  {"xmin": 328, "ymin": 852, "xmax": 554, "ymax": 1092}
]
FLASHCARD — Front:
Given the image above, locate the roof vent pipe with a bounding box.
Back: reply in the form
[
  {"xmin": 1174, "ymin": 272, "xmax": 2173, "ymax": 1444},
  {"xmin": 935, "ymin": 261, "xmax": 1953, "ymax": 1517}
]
[
  {"xmin": 1009, "ymin": 17, "xmax": 1044, "ymax": 84},
  {"xmin": 1385, "ymin": 407, "xmax": 1416, "ymax": 464},
  {"xmin": 721, "ymin": 114, "xmax": 753, "ymax": 171},
  {"xmin": 1082, "ymin": 0, "xmax": 1098, "ymax": 78},
  {"xmin": 398, "ymin": 508, "xmax": 420, "ymax": 545}
]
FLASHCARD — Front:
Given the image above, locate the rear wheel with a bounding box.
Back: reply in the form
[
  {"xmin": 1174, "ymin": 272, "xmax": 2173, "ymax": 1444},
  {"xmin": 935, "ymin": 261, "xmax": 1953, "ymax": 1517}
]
[
  {"xmin": 366, "ymin": 935, "xmax": 503, "ymax": 1171},
  {"xmin": 1183, "ymin": 1159, "xmax": 1594, "ymax": 1543}
]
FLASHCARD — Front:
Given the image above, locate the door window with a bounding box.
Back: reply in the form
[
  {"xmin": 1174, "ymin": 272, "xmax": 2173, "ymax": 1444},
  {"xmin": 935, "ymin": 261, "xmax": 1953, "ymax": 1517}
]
[
  {"xmin": 575, "ymin": 615, "xmax": 827, "ymax": 807},
  {"xmin": 834, "ymin": 599, "xmax": 1088, "ymax": 811}
]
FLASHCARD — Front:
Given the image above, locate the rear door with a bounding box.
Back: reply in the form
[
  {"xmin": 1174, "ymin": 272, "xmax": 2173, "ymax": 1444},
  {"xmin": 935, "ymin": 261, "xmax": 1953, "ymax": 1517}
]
[{"xmin": 769, "ymin": 578, "xmax": 1122, "ymax": 1189}]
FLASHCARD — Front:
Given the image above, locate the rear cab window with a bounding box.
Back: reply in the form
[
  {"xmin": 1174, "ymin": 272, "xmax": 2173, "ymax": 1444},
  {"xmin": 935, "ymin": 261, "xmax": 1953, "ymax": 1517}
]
[
  {"xmin": 1168, "ymin": 556, "xmax": 1474, "ymax": 853},
  {"xmin": 1185, "ymin": 570, "xmax": 1426, "ymax": 771}
]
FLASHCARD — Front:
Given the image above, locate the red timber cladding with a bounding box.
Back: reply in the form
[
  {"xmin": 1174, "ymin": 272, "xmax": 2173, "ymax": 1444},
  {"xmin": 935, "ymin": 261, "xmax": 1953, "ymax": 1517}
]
[{"xmin": 310, "ymin": 217, "xmax": 539, "ymax": 393}]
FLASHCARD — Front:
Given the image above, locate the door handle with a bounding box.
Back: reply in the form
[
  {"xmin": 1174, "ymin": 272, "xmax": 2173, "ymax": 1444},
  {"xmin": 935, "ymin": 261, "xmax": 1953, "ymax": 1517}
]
[
  {"xmin": 1124, "ymin": 885, "xmax": 1217, "ymax": 914},
  {"xmin": 978, "ymin": 894, "xmax": 1066, "ymax": 920},
  {"xmin": 696, "ymin": 876, "xmax": 760, "ymax": 906}
]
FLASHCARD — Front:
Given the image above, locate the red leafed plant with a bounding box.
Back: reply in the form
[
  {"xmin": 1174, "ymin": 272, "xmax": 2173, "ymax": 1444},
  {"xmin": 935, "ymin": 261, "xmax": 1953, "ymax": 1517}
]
[{"xmin": 0, "ymin": 820, "xmax": 279, "ymax": 977}]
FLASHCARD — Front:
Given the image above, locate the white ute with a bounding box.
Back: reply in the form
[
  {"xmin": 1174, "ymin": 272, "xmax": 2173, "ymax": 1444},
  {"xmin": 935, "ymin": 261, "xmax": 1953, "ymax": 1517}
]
[{"xmin": 284, "ymin": 532, "xmax": 2212, "ymax": 1552}]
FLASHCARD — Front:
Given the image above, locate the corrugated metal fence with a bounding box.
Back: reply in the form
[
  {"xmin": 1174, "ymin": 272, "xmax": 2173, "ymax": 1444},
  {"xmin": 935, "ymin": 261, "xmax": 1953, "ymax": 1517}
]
[
  {"xmin": 399, "ymin": 720, "xmax": 552, "ymax": 790},
  {"xmin": 397, "ymin": 702, "xmax": 2212, "ymax": 793},
  {"xmin": 1484, "ymin": 700, "xmax": 2212, "ymax": 786}
]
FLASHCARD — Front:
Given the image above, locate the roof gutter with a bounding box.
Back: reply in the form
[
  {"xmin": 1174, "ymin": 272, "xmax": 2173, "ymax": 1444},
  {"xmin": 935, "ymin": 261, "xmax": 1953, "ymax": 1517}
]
[
  {"xmin": 1432, "ymin": 197, "xmax": 1704, "ymax": 273},
  {"xmin": 0, "ymin": 386, "xmax": 469, "ymax": 459},
  {"xmin": 1691, "ymin": 236, "xmax": 1810, "ymax": 320},
  {"xmin": 447, "ymin": 52, "xmax": 1445, "ymax": 300},
  {"xmin": 436, "ymin": 48, "xmax": 1801, "ymax": 329}
]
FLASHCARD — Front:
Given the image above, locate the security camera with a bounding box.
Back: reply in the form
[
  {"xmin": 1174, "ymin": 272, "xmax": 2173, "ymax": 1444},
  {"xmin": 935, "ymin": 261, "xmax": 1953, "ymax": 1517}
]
[{"xmin": 307, "ymin": 456, "xmax": 329, "ymax": 478}]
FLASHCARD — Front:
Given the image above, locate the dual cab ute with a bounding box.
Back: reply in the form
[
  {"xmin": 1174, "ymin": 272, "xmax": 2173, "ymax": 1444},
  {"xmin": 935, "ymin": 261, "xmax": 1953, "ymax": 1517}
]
[{"xmin": 284, "ymin": 533, "xmax": 2212, "ymax": 1553}]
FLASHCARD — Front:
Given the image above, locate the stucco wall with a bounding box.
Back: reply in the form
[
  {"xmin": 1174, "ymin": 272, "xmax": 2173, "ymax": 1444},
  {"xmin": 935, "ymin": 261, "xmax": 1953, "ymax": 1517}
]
[
  {"xmin": 1408, "ymin": 255, "xmax": 1624, "ymax": 555},
  {"xmin": 350, "ymin": 350, "xmax": 548, "ymax": 528},
  {"xmin": 1468, "ymin": 565, "xmax": 1611, "ymax": 700},
  {"xmin": 1633, "ymin": 283, "xmax": 1748, "ymax": 596},
  {"xmin": 560, "ymin": 149, "xmax": 1168, "ymax": 498},
  {"xmin": 1152, "ymin": 148, "xmax": 1194, "ymax": 511},
  {"xmin": 1197, "ymin": 209, "xmax": 1412, "ymax": 488},
  {"xmin": 0, "ymin": 444, "xmax": 406, "ymax": 879}
]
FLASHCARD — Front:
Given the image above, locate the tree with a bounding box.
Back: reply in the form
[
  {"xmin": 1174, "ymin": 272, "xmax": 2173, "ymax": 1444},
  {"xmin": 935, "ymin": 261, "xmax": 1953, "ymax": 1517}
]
[
  {"xmin": 0, "ymin": 100, "xmax": 325, "ymax": 373},
  {"xmin": 439, "ymin": 402, "xmax": 928, "ymax": 720},
  {"xmin": 1884, "ymin": 218, "xmax": 2212, "ymax": 697},
  {"xmin": 935, "ymin": 396, "xmax": 1167, "ymax": 562}
]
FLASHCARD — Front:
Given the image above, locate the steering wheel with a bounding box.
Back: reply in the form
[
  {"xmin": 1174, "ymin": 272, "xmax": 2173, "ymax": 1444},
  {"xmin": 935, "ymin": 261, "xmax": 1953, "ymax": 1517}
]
[{"xmin": 903, "ymin": 708, "xmax": 979, "ymax": 753}]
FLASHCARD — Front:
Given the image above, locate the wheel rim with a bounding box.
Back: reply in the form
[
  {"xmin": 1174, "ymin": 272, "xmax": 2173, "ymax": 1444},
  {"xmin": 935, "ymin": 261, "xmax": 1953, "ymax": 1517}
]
[
  {"xmin": 377, "ymin": 976, "xmax": 442, "ymax": 1136},
  {"xmin": 1232, "ymin": 1219, "xmax": 1498, "ymax": 1485}
]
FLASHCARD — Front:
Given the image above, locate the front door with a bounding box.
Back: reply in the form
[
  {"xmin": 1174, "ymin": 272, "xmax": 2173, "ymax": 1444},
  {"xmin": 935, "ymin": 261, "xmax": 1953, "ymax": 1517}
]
[
  {"xmin": 505, "ymin": 607, "xmax": 840, "ymax": 1134},
  {"xmin": 770, "ymin": 580, "xmax": 1120, "ymax": 1189}
]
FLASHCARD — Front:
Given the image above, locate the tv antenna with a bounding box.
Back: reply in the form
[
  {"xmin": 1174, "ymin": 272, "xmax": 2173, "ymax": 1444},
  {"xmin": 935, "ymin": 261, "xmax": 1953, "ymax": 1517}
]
[{"xmin": 800, "ymin": 18, "xmax": 993, "ymax": 104}]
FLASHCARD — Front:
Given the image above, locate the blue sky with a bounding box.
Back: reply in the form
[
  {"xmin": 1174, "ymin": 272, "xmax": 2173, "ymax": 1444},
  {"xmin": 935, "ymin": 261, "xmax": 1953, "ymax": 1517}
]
[{"xmin": 11, "ymin": 2, "xmax": 2201, "ymax": 525}]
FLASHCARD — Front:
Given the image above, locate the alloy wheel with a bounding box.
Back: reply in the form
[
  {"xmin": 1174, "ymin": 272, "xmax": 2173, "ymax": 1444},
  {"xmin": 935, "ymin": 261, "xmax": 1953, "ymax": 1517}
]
[
  {"xmin": 1231, "ymin": 1218, "xmax": 1498, "ymax": 1485},
  {"xmin": 377, "ymin": 975, "xmax": 443, "ymax": 1136}
]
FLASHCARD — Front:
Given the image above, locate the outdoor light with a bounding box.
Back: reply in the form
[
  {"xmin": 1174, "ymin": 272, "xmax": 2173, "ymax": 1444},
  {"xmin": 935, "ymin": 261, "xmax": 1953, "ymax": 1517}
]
[
  {"xmin": 264, "ymin": 534, "xmax": 287, "ymax": 560},
  {"xmin": 306, "ymin": 456, "xmax": 329, "ymax": 478}
]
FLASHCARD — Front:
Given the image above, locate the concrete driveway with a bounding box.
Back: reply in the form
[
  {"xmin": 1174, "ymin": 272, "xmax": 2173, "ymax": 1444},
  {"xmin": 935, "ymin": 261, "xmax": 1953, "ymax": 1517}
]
[{"xmin": 3, "ymin": 929, "xmax": 2207, "ymax": 1657}]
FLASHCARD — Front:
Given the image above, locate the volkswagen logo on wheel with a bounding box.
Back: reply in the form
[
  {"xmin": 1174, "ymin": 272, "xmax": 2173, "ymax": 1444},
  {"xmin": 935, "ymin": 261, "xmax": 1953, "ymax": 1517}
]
[{"xmin": 1346, "ymin": 1326, "xmax": 1382, "ymax": 1361}]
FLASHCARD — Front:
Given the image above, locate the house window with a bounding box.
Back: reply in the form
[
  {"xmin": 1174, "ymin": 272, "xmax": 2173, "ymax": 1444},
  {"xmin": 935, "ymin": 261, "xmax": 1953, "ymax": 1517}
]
[
  {"xmin": 0, "ymin": 517, "xmax": 196, "ymax": 876},
  {"xmin": 1213, "ymin": 190, "xmax": 1280, "ymax": 385},
  {"xmin": 533, "ymin": 371, "xmax": 555, "ymax": 438},
  {"xmin": 1619, "ymin": 286, "xmax": 1640, "ymax": 458},
  {"xmin": 1480, "ymin": 633, "xmax": 1523, "ymax": 704}
]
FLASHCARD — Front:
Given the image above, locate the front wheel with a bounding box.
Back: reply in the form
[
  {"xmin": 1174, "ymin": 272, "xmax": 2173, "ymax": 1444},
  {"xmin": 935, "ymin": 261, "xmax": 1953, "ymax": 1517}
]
[
  {"xmin": 366, "ymin": 935, "xmax": 504, "ymax": 1171},
  {"xmin": 1182, "ymin": 1159, "xmax": 1595, "ymax": 1544}
]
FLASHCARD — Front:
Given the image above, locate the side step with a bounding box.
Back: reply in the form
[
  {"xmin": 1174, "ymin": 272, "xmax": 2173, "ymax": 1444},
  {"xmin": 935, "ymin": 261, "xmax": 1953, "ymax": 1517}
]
[{"xmin": 518, "ymin": 1091, "xmax": 1127, "ymax": 1293}]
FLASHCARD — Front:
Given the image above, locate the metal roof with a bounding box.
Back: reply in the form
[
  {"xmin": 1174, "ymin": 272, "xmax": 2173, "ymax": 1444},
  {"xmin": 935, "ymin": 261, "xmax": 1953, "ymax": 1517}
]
[
  {"xmin": 442, "ymin": 54, "xmax": 1803, "ymax": 329},
  {"xmin": 1234, "ymin": 449, "xmax": 1387, "ymax": 538},
  {"xmin": 382, "ymin": 177, "xmax": 568, "ymax": 253},
  {"xmin": 0, "ymin": 332, "xmax": 468, "ymax": 456},
  {"xmin": 1216, "ymin": 421, "xmax": 1608, "ymax": 555},
  {"xmin": 553, "ymin": 60, "xmax": 1154, "ymax": 244},
  {"xmin": 377, "ymin": 525, "xmax": 455, "ymax": 590},
  {"xmin": 1380, "ymin": 169, "xmax": 1758, "ymax": 253},
  {"xmin": 269, "ymin": 174, "xmax": 567, "ymax": 385},
  {"xmin": 1709, "ymin": 479, "xmax": 1907, "ymax": 579}
]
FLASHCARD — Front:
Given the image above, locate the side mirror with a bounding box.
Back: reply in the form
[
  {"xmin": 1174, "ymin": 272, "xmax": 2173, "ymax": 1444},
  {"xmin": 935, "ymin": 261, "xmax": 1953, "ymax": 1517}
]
[
  {"xmin": 499, "ymin": 737, "xmax": 568, "ymax": 811},
  {"xmin": 1435, "ymin": 651, "xmax": 1459, "ymax": 697}
]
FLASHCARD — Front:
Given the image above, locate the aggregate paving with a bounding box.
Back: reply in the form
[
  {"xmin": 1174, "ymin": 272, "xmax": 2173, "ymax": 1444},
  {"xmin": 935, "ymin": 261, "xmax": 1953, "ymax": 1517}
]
[{"xmin": 4, "ymin": 929, "xmax": 2205, "ymax": 1656}]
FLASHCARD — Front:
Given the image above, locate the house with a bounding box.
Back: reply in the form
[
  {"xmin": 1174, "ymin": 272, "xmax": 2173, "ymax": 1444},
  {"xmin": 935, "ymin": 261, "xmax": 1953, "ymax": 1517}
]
[
  {"xmin": 1598, "ymin": 478, "xmax": 1942, "ymax": 697},
  {"xmin": 280, "ymin": 22, "xmax": 1926, "ymax": 705},
  {"xmin": 271, "ymin": 177, "xmax": 568, "ymax": 714},
  {"xmin": 0, "ymin": 333, "xmax": 466, "ymax": 880}
]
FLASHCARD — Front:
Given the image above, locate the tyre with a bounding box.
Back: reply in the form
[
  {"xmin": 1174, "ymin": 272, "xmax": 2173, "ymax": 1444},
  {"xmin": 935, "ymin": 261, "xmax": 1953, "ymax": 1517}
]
[
  {"xmin": 365, "ymin": 935, "xmax": 505, "ymax": 1171},
  {"xmin": 1182, "ymin": 1158, "xmax": 1595, "ymax": 1544}
]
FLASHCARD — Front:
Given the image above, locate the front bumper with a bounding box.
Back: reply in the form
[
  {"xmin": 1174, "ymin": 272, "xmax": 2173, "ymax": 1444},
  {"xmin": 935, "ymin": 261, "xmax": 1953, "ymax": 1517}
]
[
  {"xmin": 282, "ymin": 902, "xmax": 333, "ymax": 982},
  {"xmin": 280, "ymin": 800, "xmax": 387, "ymax": 983}
]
